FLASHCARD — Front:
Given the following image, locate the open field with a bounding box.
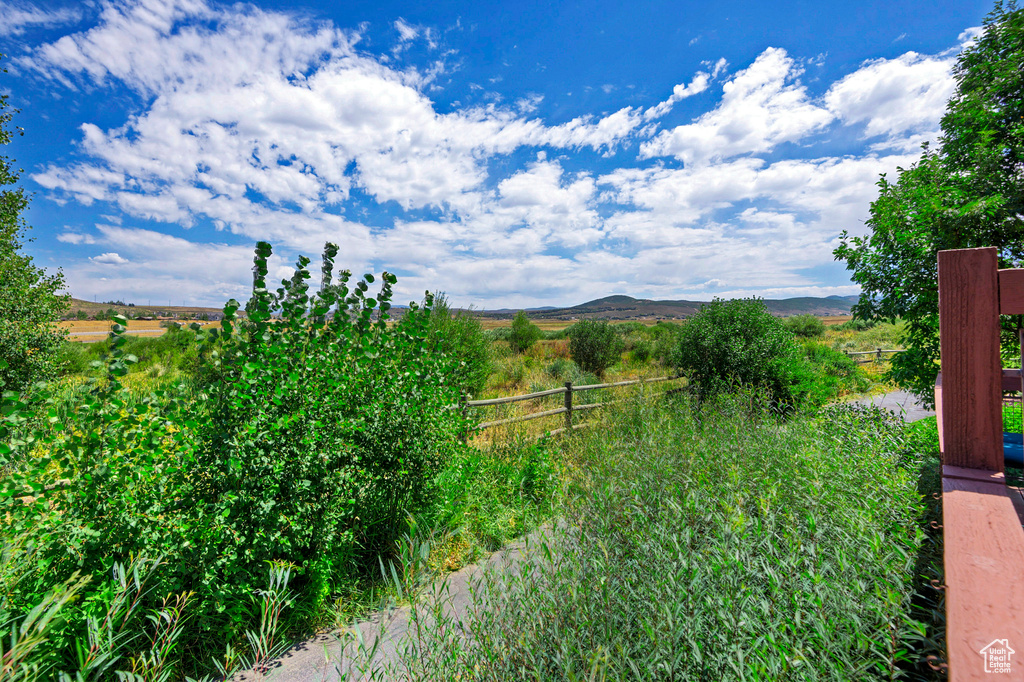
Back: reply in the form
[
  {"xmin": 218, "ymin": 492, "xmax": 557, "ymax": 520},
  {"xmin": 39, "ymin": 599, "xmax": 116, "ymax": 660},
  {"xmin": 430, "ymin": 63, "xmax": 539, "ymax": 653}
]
[
  {"xmin": 60, "ymin": 319, "xmax": 221, "ymax": 341},
  {"xmin": 478, "ymin": 317, "xmax": 573, "ymax": 331}
]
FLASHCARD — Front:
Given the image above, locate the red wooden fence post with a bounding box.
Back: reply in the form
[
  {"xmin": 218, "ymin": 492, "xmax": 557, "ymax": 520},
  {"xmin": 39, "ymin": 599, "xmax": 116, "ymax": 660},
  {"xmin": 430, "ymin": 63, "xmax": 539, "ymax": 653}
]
[{"xmin": 938, "ymin": 247, "xmax": 1003, "ymax": 472}]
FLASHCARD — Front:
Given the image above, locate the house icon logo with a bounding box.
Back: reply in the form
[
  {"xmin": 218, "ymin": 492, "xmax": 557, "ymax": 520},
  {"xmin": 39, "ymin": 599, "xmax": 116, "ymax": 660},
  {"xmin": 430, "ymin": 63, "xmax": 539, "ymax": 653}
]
[{"xmin": 979, "ymin": 639, "xmax": 1015, "ymax": 674}]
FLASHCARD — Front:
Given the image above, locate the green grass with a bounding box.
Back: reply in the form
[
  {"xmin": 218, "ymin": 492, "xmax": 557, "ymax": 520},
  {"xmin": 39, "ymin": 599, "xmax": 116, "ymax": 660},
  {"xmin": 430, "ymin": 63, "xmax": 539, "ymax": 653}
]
[
  {"xmin": 351, "ymin": 395, "xmax": 942, "ymax": 681},
  {"xmin": 825, "ymin": 320, "xmax": 907, "ymax": 353},
  {"xmin": 57, "ymin": 325, "xmax": 200, "ymax": 384},
  {"xmin": 424, "ymin": 437, "xmax": 561, "ymax": 572}
]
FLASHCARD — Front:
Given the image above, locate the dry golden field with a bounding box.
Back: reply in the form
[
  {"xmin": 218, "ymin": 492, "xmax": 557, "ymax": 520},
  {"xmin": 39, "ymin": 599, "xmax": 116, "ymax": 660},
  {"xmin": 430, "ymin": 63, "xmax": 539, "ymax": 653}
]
[{"xmin": 60, "ymin": 319, "xmax": 221, "ymax": 342}]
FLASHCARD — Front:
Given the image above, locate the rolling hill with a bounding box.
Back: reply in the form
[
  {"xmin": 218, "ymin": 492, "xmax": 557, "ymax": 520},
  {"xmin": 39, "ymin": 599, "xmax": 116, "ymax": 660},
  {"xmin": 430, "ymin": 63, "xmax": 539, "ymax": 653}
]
[{"xmin": 476, "ymin": 294, "xmax": 859, "ymax": 320}]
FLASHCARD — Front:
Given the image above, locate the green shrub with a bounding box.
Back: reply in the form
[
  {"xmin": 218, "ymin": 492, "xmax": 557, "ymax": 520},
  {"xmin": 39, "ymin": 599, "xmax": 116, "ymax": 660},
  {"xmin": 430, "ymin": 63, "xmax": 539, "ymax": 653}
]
[
  {"xmin": 427, "ymin": 293, "xmax": 491, "ymax": 398},
  {"xmin": 508, "ymin": 311, "xmax": 541, "ymax": 354},
  {"xmin": 541, "ymin": 328, "xmax": 569, "ymax": 340},
  {"xmin": 798, "ymin": 340, "xmax": 871, "ymax": 403},
  {"xmin": 628, "ymin": 336, "xmax": 653, "ymax": 363},
  {"xmin": 611, "ymin": 321, "xmax": 646, "ymax": 335},
  {"xmin": 55, "ymin": 340, "xmax": 90, "ymax": 375},
  {"xmin": 568, "ymin": 319, "xmax": 624, "ymax": 375},
  {"xmin": 62, "ymin": 324, "xmax": 202, "ymax": 382},
  {"xmin": 783, "ymin": 313, "xmax": 826, "ymax": 337},
  {"xmin": 672, "ymin": 298, "xmax": 806, "ymax": 404},
  {"xmin": 650, "ymin": 321, "xmax": 681, "ymax": 365},
  {"xmin": 545, "ymin": 357, "xmax": 575, "ymax": 380},
  {"xmin": 834, "ymin": 317, "xmax": 879, "ymax": 332},
  {"xmin": 484, "ymin": 326, "xmax": 512, "ymax": 343},
  {"xmin": 0, "ymin": 242, "xmax": 467, "ymax": 675}
]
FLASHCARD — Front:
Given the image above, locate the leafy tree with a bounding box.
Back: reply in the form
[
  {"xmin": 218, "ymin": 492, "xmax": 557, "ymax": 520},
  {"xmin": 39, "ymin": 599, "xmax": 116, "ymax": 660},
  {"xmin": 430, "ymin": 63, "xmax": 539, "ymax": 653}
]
[
  {"xmin": 509, "ymin": 310, "xmax": 541, "ymax": 353},
  {"xmin": 834, "ymin": 2, "xmax": 1024, "ymax": 405},
  {"xmin": 673, "ymin": 298, "xmax": 807, "ymax": 404},
  {"xmin": 568, "ymin": 319, "xmax": 624, "ymax": 375},
  {"xmin": 427, "ymin": 292, "xmax": 491, "ymax": 397},
  {"xmin": 0, "ymin": 55, "xmax": 69, "ymax": 392}
]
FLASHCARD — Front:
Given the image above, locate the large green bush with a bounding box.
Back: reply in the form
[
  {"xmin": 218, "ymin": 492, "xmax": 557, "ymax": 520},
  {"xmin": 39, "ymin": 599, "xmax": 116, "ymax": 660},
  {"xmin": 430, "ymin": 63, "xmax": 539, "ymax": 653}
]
[
  {"xmin": 673, "ymin": 298, "xmax": 805, "ymax": 404},
  {"xmin": 508, "ymin": 311, "xmax": 541, "ymax": 354},
  {"xmin": 568, "ymin": 319, "xmax": 624, "ymax": 375},
  {"xmin": 0, "ymin": 242, "xmax": 467, "ymax": 676}
]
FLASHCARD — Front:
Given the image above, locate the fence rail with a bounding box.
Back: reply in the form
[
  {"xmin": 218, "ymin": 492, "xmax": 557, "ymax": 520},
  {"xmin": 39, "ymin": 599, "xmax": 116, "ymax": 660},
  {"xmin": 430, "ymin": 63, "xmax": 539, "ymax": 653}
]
[
  {"xmin": 463, "ymin": 375, "xmax": 682, "ymax": 437},
  {"xmin": 843, "ymin": 348, "xmax": 901, "ymax": 364}
]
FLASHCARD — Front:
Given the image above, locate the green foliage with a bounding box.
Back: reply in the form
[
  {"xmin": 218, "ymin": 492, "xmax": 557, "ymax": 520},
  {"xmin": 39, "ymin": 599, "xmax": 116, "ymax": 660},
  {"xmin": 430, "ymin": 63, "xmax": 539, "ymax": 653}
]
[
  {"xmin": 0, "ymin": 243, "xmax": 467, "ymax": 675},
  {"xmin": 834, "ymin": 318, "xmax": 877, "ymax": 332},
  {"xmin": 60, "ymin": 325, "xmax": 201, "ymax": 383},
  {"xmin": 650, "ymin": 321, "xmax": 681, "ymax": 365},
  {"xmin": 429, "ymin": 439, "xmax": 557, "ymax": 557},
  {"xmin": 783, "ymin": 313, "xmax": 826, "ymax": 338},
  {"xmin": 426, "ymin": 293, "xmax": 491, "ymax": 398},
  {"xmin": 567, "ymin": 319, "xmax": 624, "ymax": 375},
  {"xmin": 508, "ymin": 311, "xmax": 541, "ymax": 354},
  {"xmin": 0, "ymin": 55, "xmax": 69, "ymax": 393},
  {"xmin": 835, "ymin": 2, "xmax": 1024, "ymax": 406},
  {"xmin": 797, "ymin": 340, "xmax": 872, "ymax": 404},
  {"xmin": 482, "ymin": 326, "xmax": 511, "ymax": 343},
  {"xmin": 672, "ymin": 298, "xmax": 807, "ymax": 405},
  {"xmin": 366, "ymin": 397, "xmax": 932, "ymax": 680},
  {"xmin": 194, "ymin": 242, "xmax": 464, "ymax": 616}
]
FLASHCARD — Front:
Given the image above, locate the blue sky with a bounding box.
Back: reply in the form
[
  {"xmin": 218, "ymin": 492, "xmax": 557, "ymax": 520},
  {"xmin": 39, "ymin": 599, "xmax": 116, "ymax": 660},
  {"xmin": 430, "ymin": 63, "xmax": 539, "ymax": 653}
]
[{"xmin": 1, "ymin": 0, "xmax": 991, "ymax": 308}]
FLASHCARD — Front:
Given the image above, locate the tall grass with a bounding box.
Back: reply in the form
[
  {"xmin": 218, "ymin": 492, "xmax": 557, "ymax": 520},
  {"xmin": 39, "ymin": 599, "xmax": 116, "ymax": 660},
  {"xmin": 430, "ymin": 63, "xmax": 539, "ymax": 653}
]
[{"xmin": 356, "ymin": 394, "xmax": 936, "ymax": 681}]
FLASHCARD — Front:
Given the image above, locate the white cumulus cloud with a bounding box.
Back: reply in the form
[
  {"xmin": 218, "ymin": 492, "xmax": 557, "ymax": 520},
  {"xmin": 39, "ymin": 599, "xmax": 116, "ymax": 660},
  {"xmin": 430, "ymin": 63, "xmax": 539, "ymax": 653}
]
[
  {"xmin": 90, "ymin": 252, "xmax": 129, "ymax": 264},
  {"xmin": 639, "ymin": 48, "xmax": 834, "ymax": 165},
  {"xmin": 824, "ymin": 51, "xmax": 956, "ymax": 150}
]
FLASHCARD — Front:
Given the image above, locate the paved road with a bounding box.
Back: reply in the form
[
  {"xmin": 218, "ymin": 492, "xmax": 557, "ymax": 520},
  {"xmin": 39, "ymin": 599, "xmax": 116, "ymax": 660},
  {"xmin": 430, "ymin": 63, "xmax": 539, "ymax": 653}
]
[
  {"xmin": 243, "ymin": 529, "xmax": 553, "ymax": 682},
  {"xmin": 851, "ymin": 389, "xmax": 935, "ymax": 422}
]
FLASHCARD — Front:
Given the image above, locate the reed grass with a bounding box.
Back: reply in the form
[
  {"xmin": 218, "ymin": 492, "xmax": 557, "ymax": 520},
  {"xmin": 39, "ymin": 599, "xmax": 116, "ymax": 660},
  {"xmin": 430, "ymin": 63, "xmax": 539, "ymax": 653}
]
[{"xmin": 351, "ymin": 394, "xmax": 938, "ymax": 681}]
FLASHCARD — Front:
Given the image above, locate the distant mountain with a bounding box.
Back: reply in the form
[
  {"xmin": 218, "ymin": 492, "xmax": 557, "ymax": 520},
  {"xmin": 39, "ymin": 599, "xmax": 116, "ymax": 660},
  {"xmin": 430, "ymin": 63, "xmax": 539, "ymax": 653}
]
[{"xmin": 477, "ymin": 294, "xmax": 858, "ymax": 320}]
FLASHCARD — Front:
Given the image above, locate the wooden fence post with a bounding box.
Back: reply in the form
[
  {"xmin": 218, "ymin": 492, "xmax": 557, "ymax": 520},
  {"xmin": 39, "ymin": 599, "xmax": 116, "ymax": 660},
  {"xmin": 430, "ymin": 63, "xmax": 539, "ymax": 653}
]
[
  {"xmin": 937, "ymin": 247, "xmax": 1003, "ymax": 471},
  {"xmin": 564, "ymin": 381, "xmax": 573, "ymax": 430},
  {"xmin": 876, "ymin": 347, "xmax": 882, "ymax": 363}
]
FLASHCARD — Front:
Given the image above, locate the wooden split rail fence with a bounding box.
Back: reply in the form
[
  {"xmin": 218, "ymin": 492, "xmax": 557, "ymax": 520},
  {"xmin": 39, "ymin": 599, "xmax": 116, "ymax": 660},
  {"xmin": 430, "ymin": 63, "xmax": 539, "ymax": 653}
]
[
  {"xmin": 461, "ymin": 375, "xmax": 683, "ymax": 439},
  {"xmin": 843, "ymin": 348, "xmax": 900, "ymax": 364}
]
